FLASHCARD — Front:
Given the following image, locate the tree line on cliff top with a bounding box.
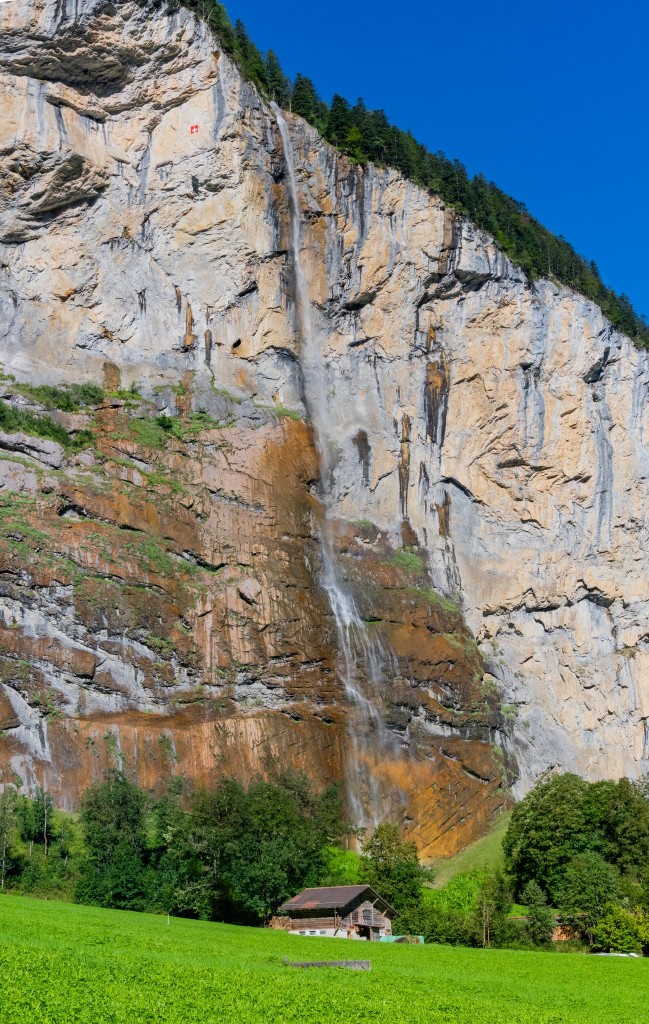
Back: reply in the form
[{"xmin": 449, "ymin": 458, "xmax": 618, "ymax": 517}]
[
  {"xmin": 162, "ymin": 0, "xmax": 648, "ymax": 349},
  {"xmin": 2, "ymin": 768, "xmax": 649, "ymax": 953}
]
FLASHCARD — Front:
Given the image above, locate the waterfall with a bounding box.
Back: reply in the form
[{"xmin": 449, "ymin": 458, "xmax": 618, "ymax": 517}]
[{"xmin": 272, "ymin": 104, "xmax": 403, "ymax": 831}]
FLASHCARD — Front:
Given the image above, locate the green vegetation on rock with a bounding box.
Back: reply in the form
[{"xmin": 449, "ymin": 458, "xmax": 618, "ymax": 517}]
[
  {"xmin": 117, "ymin": 411, "xmax": 225, "ymax": 449},
  {"xmin": 0, "ymin": 399, "xmax": 93, "ymax": 450},
  {"xmin": 271, "ymin": 404, "xmax": 302, "ymax": 421},
  {"xmin": 14, "ymin": 382, "xmax": 104, "ymax": 412},
  {"xmin": 422, "ymin": 589, "xmax": 460, "ymax": 614},
  {"xmin": 389, "ymin": 548, "xmax": 425, "ymax": 574}
]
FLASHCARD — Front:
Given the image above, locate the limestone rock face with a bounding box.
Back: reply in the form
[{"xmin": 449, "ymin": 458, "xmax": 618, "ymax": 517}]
[{"xmin": 0, "ymin": 0, "xmax": 647, "ymax": 855}]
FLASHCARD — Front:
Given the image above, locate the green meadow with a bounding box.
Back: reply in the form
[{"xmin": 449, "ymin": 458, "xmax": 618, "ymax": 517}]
[
  {"xmin": 431, "ymin": 814, "xmax": 510, "ymax": 889},
  {"xmin": 1, "ymin": 894, "xmax": 647, "ymax": 1024}
]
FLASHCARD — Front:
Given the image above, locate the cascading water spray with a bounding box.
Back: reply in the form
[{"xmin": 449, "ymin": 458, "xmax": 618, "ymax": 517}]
[{"xmin": 272, "ymin": 103, "xmax": 404, "ymax": 831}]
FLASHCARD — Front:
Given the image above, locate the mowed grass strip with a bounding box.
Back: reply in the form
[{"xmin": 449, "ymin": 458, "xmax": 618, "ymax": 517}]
[{"xmin": 1, "ymin": 895, "xmax": 647, "ymax": 1024}]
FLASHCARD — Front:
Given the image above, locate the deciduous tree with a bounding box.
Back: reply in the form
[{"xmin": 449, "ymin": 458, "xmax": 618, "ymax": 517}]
[
  {"xmin": 76, "ymin": 770, "xmax": 148, "ymax": 910},
  {"xmin": 0, "ymin": 789, "xmax": 17, "ymax": 889},
  {"xmin": 360, "ymin": 822, "xmax": 431, "ymax": 914}
]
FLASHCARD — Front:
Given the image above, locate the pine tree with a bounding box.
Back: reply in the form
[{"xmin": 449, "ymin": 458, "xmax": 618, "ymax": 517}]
[
  {"xmin": 233, "ymin": 20, "xmax": 267, "ymax": 91},
  {"xmin": 206, "ymin": 1, "xmax": 236, "ymax": 53},
  {"xmin": 326, "ymin": 95, "xmax": 353, "ymax": 147},
  {"xmin": 365, "ymin": 110, "xmax": 391, "ymax": 164},
  {"xmin": 290, "ymin": 74, "xmax": 320, "ymax": 125},
  {"xmin": 264, "ymin": 50, "xmax": 291, "ymax": 107}
]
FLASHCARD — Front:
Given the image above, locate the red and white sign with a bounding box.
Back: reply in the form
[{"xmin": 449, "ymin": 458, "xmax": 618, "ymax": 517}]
[{"xmin": 190, "ymin": 124, "xmax": 199, "ymax": 135}]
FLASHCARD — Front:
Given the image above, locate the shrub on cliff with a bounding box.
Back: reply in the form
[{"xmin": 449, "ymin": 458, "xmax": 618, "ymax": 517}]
[
  {"xmin": 0, "ymin": 399, "xmax": 93, "ymax": 450},
  {"xmin": 16, "ymin": 382, "xmax": 104, "ymax": 412}
]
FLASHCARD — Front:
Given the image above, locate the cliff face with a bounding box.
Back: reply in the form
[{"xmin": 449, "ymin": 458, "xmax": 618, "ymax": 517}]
[{"xmin": 0, "ymin": 0, "xmax": 647, "ymax": 856}]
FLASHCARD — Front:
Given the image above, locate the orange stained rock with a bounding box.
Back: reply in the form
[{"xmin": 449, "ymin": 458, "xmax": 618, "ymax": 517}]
[{"xmin": 0, "ymin": 356, "xmax": 507, "ymax": 857}]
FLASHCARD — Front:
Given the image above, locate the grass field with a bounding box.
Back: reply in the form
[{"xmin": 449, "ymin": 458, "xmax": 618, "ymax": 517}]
[
  {"xmin": 1, "ymin": 895, "xmax": 648, "ymax": 1023},
  {"xmin": 431, "ymin": 813, "xmax": 511, "ymax": 889}
]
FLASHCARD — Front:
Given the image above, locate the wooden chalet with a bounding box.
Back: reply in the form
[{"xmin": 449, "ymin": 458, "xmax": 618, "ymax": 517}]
[{"xmin": 272, "ymin": 885, "xmax": 395, "ymax": 941}]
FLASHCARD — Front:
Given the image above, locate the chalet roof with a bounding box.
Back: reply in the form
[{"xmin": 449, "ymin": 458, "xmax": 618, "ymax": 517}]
[{"xmin": 279, "ymin": 885, "xmax": 395, "ymax": 916}]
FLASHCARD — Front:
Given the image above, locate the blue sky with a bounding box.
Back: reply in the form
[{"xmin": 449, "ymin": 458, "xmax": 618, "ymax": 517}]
[{"xmin": 228, "ymin": 0, "xmax": 647, "ymax": 316}]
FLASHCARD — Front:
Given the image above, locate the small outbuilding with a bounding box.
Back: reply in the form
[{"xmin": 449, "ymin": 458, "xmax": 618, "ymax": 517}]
[{"xmin": 272, "ymin": 885, "xmax": 396, "ymax": 941}]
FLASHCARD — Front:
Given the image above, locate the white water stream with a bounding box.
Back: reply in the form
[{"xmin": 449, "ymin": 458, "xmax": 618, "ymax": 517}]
[{"xmin": 272, "ymin": 104, "xmax": 402, "ymax": 830}]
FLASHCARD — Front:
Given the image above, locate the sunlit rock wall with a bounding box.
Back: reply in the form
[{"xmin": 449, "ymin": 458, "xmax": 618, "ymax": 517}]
[{"xmin": 0, "ymin": 0, "xmax": 647, "ymax": 855}]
